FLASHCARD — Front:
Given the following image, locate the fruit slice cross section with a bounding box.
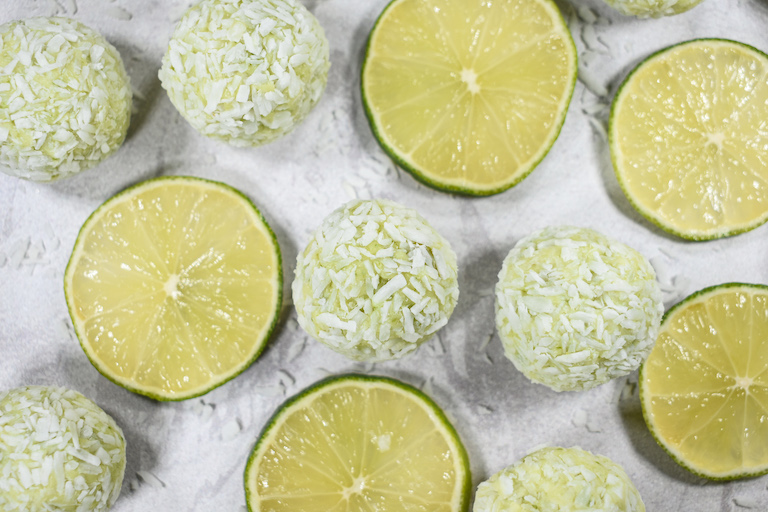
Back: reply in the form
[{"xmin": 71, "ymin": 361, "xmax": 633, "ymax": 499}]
[
  {"xmin": 245, "ymin": 374, "xmax": 471, "ymax": 512},
  {"xmin": 64, "ymin": 177, "xmax": 282, "ymax": 401},
  {"xmin": 641, "ymin": 283, "xmax": 768, "ymax": 479},
  {"xmin": 610, "ymin": 39, "xmax": 768, "ymax": 240},
  {"xmin": 361, "ymin": 0, "xmax": 577, "ymax": 196}
]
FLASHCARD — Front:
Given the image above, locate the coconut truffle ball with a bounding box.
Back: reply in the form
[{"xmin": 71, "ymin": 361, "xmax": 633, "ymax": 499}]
[
  {"xmin": 474, "ymin": 447, "xmax": 645, "ymax": 512},
  {"xmin": 293, "ymin": 199, "xmax": 459, "ymax": 362},
  {"xmin": 159, "ymin": 0, "xmax": 330, "ymax": 147},
  {"xmin": 0, "ymin": 386, "xmax": 126, "ymax": 511},
  {"xmin": 602, "ymin": 0, "xmax": 704, "ymax": 17},
  {"xmin": 0, "ymin": 17, "xmax": 132, "ymax": 182},
  {"xmin": 495, "ymin": 226, "xmax": 663, "ymax": 392}
]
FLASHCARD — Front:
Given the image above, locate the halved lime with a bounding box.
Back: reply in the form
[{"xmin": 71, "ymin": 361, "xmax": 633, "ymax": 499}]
[
  {"xmin": 245, "ymin": 374, "xmax": 471, "ymax": 512},
  {"xmin": 361, "ymin": 0, "xmax": 577, "ymax": 196},
  {"xmin": 64, "ymin": 176, "xmax": 282, "ymax": 401},
  {"xmin": 641, "ymin": 283, "xmax": 768, "ymax": 479},
  {"xmin": 610, "ymin": 39, "xmax": 768, "ymax": 240}
]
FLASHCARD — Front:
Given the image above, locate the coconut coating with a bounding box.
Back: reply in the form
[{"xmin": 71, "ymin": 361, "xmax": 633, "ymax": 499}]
[
  {"xmin": 0, "ymin": 386, "xmax": 126, "ymax": 511},
  {"xmin": 159, "ymin": 0, "xmax": 330, "ymax": 147},
  {"xmin": 474, "ymin": 447, "xmax": 645, "ymax": 512},
  {"xmin": 0, "ymin": 17, "xmax": 132, "ymax": 182},
  {"xmin": 495, "ymin": 226, "xmax": 663, "ymax": 392},
  {"xmin": 602, "ymin": 0, "xmax": 704, "ymax": 17},
  {"xmin": 292, "ymin": 199, "xmax": 459, "ymax": 362}
]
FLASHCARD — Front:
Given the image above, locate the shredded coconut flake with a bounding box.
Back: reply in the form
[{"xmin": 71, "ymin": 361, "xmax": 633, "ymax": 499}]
[
  {"xmin": 577, "ymin": 5, "xmax": 598, "ymax": 23},
  {"xmin": 159, "ymin": 0, "xmax": 330, "ymax": 147},
  {"xmin": 572, "ymin": 409, "xmax": 588, "ymax": 428},
  {"xmin": 374, "ymin": 434, "xmax": 391, "ymax": 452},
  {"xmin": 136, "ymin": 471, "xmax": 164, "ymax": 489},
  {"xmin": 734, "ymin": 496, "xmax": 760, "ymax": 509},
  {"xmin": 578, "ymin": 65, "xmax": 609, "ymax": 98},
  {"xmin": 292, "ymin": 199, "xmax": 459, "ymax": 362},
  {"xmin": 495, "ymin": 226, "xmax": 663, "ymax": 392},
  {"xmin": 221, "ymin": 420, "xmax": 242, "ymax": 441},
  {"xmin": 285, "ymin": 336, "xmax": 306, "ymax": 362}
]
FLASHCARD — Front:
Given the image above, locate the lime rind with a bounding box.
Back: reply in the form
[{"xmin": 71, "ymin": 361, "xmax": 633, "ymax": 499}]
[
  {"xmin": 602, "ymin": 0, "xmax": 704, "ymax": 18},
  {"xmin": 244, "ymin": 373, "xmax": 471, "ymax": 512},
  {"xmin": 360, "ymin": 0, "xmax": 578, "ymax": 197},
  {"xmin": 609, "ymin": 38, "xmax": 768, "ymax": 241},
  {"xmin": 64, "ymin": 176, "xmax": 283, "ymax": 402},
  {"xmin": 658, "ymin": 282, "xmax": 768, "ymax": 325},
  {"xmin": 639, "ymin": 282, "xmax": 768, "ymax": 480}
]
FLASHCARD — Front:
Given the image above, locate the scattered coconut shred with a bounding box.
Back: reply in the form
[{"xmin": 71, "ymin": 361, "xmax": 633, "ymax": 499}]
[
  {"xmin": 292, "ymin": 199, "xmax": 459, "ymax": 362},
  {"xmin": 474, "ymin": 447, "xmax": 645, "ymax": 511},
  {"xmin": 159, "ymin": 0, "xmax": 330, "ymax": 146},
  {"xmin": 495, "ymin": 226, "xmax": 663, "ymax": 392},
  {"xmin": 0, "ymin": 386, "xmax": 126, "ymax": 512},
  {"xmin": 0, "ymin": 17, "xmax": 132, "ymax": 182}
]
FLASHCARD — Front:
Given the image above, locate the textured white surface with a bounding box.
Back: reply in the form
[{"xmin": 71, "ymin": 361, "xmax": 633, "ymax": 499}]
[{"xmin": 1, "ymin": 0, "xmax": 768, "ymax": 511}]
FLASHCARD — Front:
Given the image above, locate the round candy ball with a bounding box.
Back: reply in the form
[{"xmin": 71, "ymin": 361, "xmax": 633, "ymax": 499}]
[
  {"xmin": 159, "ymin": 0, "xmax": 330, "ymax": 147},
  {"xmin": 601, "ymin": 0, "xmax": 704, "ymax": 17},
  {"xmin": 474, "ymin": 447, "xmax": 645, "ymax": 512},
  {"xmin": 495, "ymin": 226, "xmax": 663, "ymax": 392},
  {"xmin": 0, "ymin": 17, "xmax": 132, "ymax": 182},
  {"xmin": 293, "ymin": 199, "xmax": 459, "ymax": 362},
  {"xmin": 0, "ymin": 386, "xmax": 126, "ymax": 511}
]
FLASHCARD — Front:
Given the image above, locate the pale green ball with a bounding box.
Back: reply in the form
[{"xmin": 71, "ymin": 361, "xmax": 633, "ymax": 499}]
[
  {"xmin": 293, "ymin": 199, "xmax": 459, "ymax": 362},
  {"xmin": 159, "ymin": 0, "xmax": 330, "ymax": 147},
  {"xmin": 474, "ymin": 447, "xmax": 645, "ymax": 512},
  {"xmin": 495, "ymin": 226, "xmax": 663, "ymax": 392},
  {"xmin": 0, "ymin": 17, "xmax": 132, "ymax": 182},
  {"xmin": 0, "ymin": 386, "xmax": 126, "ymax": 511}
]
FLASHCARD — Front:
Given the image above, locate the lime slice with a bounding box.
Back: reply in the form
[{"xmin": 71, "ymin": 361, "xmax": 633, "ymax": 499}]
[
  {"xmin": 64, "ymin": 177, "xmax": 282, "ymax": 401},
  {"xmin": 602, "ymin": 0, "xmax": 704, "ymax": 17},
  {"xmin": 244, "ymin": 374, "xmax": 471, "ymax": 512},
  {"xmin": 640, "ymin": 283, "xmax": 768, "ymax": 479},
  {"xmin": 610, "ymin": 39, "xmax": 768, "ymax": 240},
  {"xmin": 361, "ymin": 0, "xmax": 577, "ymax": 196}
]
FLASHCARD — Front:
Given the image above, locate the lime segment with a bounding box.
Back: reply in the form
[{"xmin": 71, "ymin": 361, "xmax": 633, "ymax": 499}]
[
  {"xmin": 64, "ymin": 177, "xmax": 282, "ymax": 401},
  {"xmin": 610, "ymin": 39, "xmax": 768, "ymax": 239},
  {"xmin": 245, "ymin": 375, "xmax": 471, "ymax": 512},
  {"xmin": 641, "ymin": 283, "xmax": 768, "ymax": 479},
  {"xmin": 362, "ymin": 0, "xmax": 577, "ymax": 196}
]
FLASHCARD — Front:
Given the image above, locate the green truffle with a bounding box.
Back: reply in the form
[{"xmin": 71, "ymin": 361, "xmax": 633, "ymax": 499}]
[
  {"xmin": 474, "ymin": 447, "xmax": 645, "ymax": 512},
  {"xmin": 495, "ymin": 226, "xmax": 663, "ymax": 392},
  {"xmin": 0, "ymin": 17, "xmax": 132, "ymax": 182},
  {"xmin": 0, "ymin": 386, "xmax": 126, "ymax": 511},
  {"xmin": 159, "ymin": 0, "xmax": 330, "ymax": 146},
  {"xmin": 293, "ymin": 199, "xmax": 459, "ymax": 361}
]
